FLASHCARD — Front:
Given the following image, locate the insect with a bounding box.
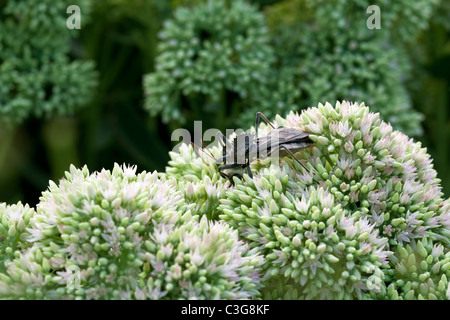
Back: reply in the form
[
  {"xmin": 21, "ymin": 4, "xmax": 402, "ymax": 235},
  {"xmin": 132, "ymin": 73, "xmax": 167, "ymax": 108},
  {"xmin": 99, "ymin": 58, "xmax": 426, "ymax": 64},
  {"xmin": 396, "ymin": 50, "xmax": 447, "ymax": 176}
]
[{"xmin": 193, "ymin": 112, "xmax": 314, "ymax": 185}]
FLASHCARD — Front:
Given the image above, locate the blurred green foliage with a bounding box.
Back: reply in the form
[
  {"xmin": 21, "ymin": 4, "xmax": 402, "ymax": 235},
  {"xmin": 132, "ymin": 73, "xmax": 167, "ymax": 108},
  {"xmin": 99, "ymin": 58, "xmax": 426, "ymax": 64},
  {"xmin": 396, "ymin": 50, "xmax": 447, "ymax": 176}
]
[
  {"xmin": 0, "ymin": 0, "xmax": 97, "ymax": 124},
  {"xmin": 0, "ymin": 0, "xmax": 449, "ymax": 206}
]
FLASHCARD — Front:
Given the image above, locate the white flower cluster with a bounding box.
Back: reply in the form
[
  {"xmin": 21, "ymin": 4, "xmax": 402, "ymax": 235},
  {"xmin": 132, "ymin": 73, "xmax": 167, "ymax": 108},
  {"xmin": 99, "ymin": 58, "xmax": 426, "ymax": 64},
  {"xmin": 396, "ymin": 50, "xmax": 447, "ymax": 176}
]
[{"xmin": 0, "ymin": 164, "xmax": 263, "ymax": 299}]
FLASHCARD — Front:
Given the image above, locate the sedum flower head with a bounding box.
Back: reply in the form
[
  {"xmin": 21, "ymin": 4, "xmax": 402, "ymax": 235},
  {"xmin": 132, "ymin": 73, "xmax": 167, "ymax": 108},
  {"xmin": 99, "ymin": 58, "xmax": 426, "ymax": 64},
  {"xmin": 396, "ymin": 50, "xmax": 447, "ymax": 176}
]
[
  {"xmin": 141, "ymin": 216, "xmax": 264, "ymax": 300},
  {"xmin": 0, "ymin": 202, "xmax": 35, "ymax": 273},
  {"xmin": 291, "ymin": 101, "xmax": 445, "ymax": 246},
  {"xmin": 220, "ymin": 168, "xmax": 391, "ymax": 299},
  {"xmin": 0, "ymin": 163, "xmax": 263, "ymax": 299},
  {"xmin": 143, "ymin": 0, "xmax": 274, "ymax": 123},
  {"xmin": 382, "ymin": 237, "xmax": 450, "ymax": 300},
  {"xmin": 215, "ymin": 101, "xmax": 449, "ymax": 299}
]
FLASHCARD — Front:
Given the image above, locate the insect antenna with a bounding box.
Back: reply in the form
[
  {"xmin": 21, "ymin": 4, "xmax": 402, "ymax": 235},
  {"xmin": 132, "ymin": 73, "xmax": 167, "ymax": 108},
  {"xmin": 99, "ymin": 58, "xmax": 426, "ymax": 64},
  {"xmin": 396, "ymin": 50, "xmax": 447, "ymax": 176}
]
[
  {"xmin": 279, "ymin": 145, "xmax": 310, "ymax": 172},
  {"xmin": 201, "ymin": 139, "xmax": 216, "ymax": 160},
  {"xmin": 191, "ymin": 142, "xmax": 215, "ymax": 166},
  {"xmin": 255, "ymin": 111, "xmax": 276, "ymax": 138}
]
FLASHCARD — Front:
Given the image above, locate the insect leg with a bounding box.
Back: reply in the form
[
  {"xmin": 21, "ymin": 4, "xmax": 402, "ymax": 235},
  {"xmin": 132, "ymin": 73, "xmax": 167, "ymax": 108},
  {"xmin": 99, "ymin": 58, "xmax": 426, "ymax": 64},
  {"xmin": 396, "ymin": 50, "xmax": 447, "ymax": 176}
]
[
  {"xmin": 218, "ymin": 163, "xmax": 242, "ymax": 170},
  {"xmin": 246, "ymin": 165, "xmax": 253, "ymax": 179},
  {"xmin": 255, "ymin": 112, "xmax": 275, "ymax": 138},
  {"xmin": 201, "ymin": 139, "xmax": 215, "ymax": 160},
  {"xmin": 244, "ymin": 135, "xmax": 253, "ymax": 178},
  {"xmin": 279, "ymin": 145, "xmax": 310, "ymax": 172}
]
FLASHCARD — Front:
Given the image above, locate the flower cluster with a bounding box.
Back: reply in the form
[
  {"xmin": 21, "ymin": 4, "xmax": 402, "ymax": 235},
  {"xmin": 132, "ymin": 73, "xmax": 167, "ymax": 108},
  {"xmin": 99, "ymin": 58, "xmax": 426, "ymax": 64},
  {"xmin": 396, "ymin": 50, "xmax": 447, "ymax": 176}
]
[
  {"xmin": 220, "ymin": 173, "xmax": 391, "ymax": 299},
  {"xmin": 383, "ymin": 237, "xmax": 450, "ymax": 300},
  {"xmin": 0, "ymin": 202, "xmax": 35, "ymax": 273},
  {"xmin": 0, "ymin": 164, "xmax": 263, "ymax": 299},
  {"xmin": 0, "ymin": 101, "xmax": 448, "ymax": 300},
  {"xmin": 143, "ymin": 0, "xmax": 275, "ymax": 124},
  {"xmin": 0, "ymin": 0, "xmax": 97, "ymax": 125},
  {"xmin": 216, "ymin": 101, "xmax": 449, "ymax": 299}
]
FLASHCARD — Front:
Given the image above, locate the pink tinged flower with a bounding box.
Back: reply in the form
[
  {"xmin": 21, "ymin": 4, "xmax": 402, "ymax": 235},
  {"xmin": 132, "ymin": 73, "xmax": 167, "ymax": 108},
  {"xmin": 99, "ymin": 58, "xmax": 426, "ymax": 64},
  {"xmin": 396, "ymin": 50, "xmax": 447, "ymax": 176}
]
[
  {"xmin": 383, "ymin": 165, "xmax": 395, "ymax": 176},
  {"xmin": 148, "ymin": 287, "xmax": 165, "ymax": 300},
  {"xmin": 375, "ymin": 249, "xmax": 391, "ymax": 265},
  {"xmin": 371, "ymin": 211, "xmax": 383, "ymax": 225},
  {"xmin": 305, "ymin": 229, "xmax": 318, "ymax": 242},
  {"xmin": 258, "ymin": 236, "xmax": 269, "ymax": 245},
  {"xmin": 360, "ymin": 118, "xmax": 373, "ymax": 137},
  {"xmin": 302, "ymin": 258, "xmax": 323, "ymax": 275},
  {"xmin": 325, "ymin": 225, "xmax": 335, "ymax": 237},
  {"xmin": 349, "ymin": 191, "xmax": 359, "ymax": 202},
  {"xmin": 406, "ymin": 211, "xmax": 420, "ymax": 226},
  {"xmin": 318, "ymin": 181, "xmax": 328, "ymax": 189},
  {"xmin": 121, "ymin": 183, "xmax": 140, "ymax": 202},
  {"xmin": 369, "ymin": 191, "xmax": 381, "ymax": 202},
  {"xmin": 295, "ymin": 198, "xmax": 309, "ymax": 214},
  {"xmin": 431, "ymin": 244, "xmax": 444, "ymax": 259},
  {"xmin": 379, "ymin": 122, "xmax": 392, "ymax": 137},
  {"xmin": 281, "ymin": 226, "xmax": 293, "ymax": 237},
  {"xmin": 383, "ymin": 225, "xmax": 393, "ymax": 236},
  {"xmin": 297, "ymin": 170, "xmax": 314, "ymax": 185},
  {"xmin": 344, "ymin": 141, "xmax": 354, "ymax": 153},
  {"xmin": 122, "ymin": 165, "xmax": 138, "ymax": 179},
  {"xmin": 400, "ymin": 194, "xmax": 411, "ymax": 204},
  {"xmin": 286, "ymin": 113, "xmax": 303, "ymax": 128},
  {"xmin": 26, "ymin": 228, "xmax": 44, "ymax": 242},
  {"xmin": 360, "ymin": 242, "xmax": 373, "ymax": 254},
  {"xmin": 306, "ymin": 122, "xmax": 324, "ymax": 134},
  {"xmin": 421, "ymin": 171, "xmax": 438, "ymax": 184},
  {"xmin": 363, "ymin": 153, "xmax": 376, "ymax": 164},
  {"xmin": 161, "ymin": 244, "xmax": 174, "ymax": 258},
  {"xmin": 439, "ymin": 212, "xmax": 450, "ymax": 227},
  {"xmin": 374, "ymin": 138, "xmax": 391, "ymax": 152},
  {"xmin": 152, "ymin": 261, "xmax": 165, "ymax": 273},
  {"xmin": 190, "ymin": 251, "xmax": 204, "ymax": 266},
  {"xmin": 357, "ymin": 218, "xmax": 375, "ymax": 234},
  {"xmin": 337, "ymin": 158, "xmax": 351, "ymax": 171},
  {"xmin": 403, "ymin": 160, "xmax": 417, "ymax": 176},
  {"xmin": 403, "ymin": 179, "xmax": 421, "ymax": 195},
  {"xmin": 341, "ymin": 219, "xmax": 357, "ymax": 239},
  {"xmin": 179, "ymin": 279, "xmax": 189, "ymax": 288},
  {"xmin": 319, "ymin": 190, "xmax": 335, "ymax": 208},
  {"xmin": 273, "ymin": 250, "xmax": 287, "ymax": 265},
  {"xmin": 78, "ymin": 230, "xmax": 88, "ymax": 240},
  {"xmin": 344, "ymin": 168, "xmax": 355, "ymax": 180},
  {"xmin": 337, "ymin": 120, "xmax": 352, "ymax": 138},
  {"xmin": 396, "ymin": 232, "xmax": 410, "ymax": 244},
  {"xmin": 101, "ymin": 185, "xmax": 117, "ymax": 202},
  {"xmin": 414, "ymin": 226, "xmax": 427, "ymax": 237},
  {"xmin": 340, "ymin": 183, "xmax": 350, "ymax": 192},
  {"xmin": 419, "ymin": 186, "xmax": 439, "ymax": 203},
  {"xmin": 134, "ymin": 288, "xmax": 146, "ymax": 300}
]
